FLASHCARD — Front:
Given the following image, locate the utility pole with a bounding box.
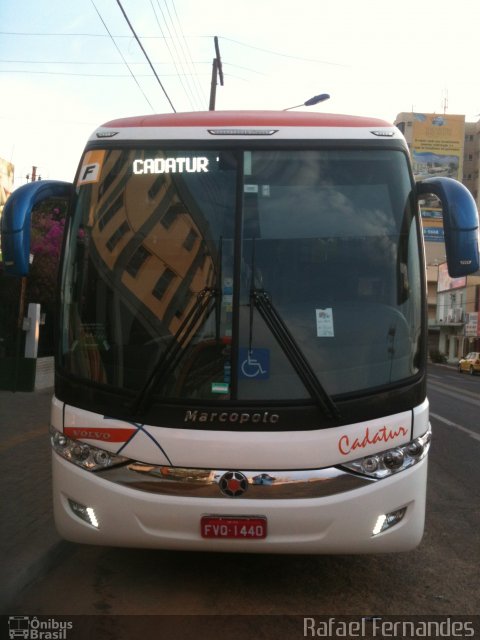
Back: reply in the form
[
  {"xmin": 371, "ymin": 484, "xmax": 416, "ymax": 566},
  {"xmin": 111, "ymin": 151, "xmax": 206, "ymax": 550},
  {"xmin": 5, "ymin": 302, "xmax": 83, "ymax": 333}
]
[
  {"xmin": 209, "ymin": 36, "xmax": 224, "ymax": 111},
  {"xmin": 26, "ymin": 166, "xmax": 41, "ymax": 182}
]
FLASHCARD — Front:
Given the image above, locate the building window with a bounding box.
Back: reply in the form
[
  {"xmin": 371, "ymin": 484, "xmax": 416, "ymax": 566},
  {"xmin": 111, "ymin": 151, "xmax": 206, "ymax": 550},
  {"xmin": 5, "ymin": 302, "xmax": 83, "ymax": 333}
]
[
  {"xmin": 148, "ymin": 175, "xmax": 165, "ymax": 200},
  {"xmin": 174, "ymin": 292, "xmax": 193, "ymax": 318},
  {"xmin": 106, "ymin": 221, "xmax": 130, "ymax": 251},
  {"xmin": 152, "ymin": 268, "xmax": 176, "ymax": 300},
  {"xmin": 126, "ymin": 245, "xmax": 151, "ymax": 277},
  {"xmin": 98, "ymin": 193, "xmax": 124, "ymax": 230},
  {"xmin": 161, "ymin": 203, "xmax": 185, "ymax": 229},
  {"xmin": 99, "ymin": 150, "xmax": 129, "ymax": 198},
  {"xmin": 183, "ymin": 228, "xmax": 198, "ymax": 251}
]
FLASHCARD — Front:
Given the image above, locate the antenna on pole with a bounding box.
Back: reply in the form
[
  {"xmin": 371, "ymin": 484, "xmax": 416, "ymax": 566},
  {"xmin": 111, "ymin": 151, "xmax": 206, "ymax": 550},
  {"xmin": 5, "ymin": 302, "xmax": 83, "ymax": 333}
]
[
  {"xmin": 209, "ymin": 36, "xmax": 224, "ymax": 111},
  {"xmin": 443, "ymin": 89, "xmax": 448, "ymax": 115}
]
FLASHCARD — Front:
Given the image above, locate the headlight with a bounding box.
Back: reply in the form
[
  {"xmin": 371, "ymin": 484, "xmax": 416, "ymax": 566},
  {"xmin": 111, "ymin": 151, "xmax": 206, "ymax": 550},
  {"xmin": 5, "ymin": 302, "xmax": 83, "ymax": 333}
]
[
  {"xmin": 50, "ymin": 426, "xmax": 130, "ymax": 471},
  {"xmin": 339, "ymin": 426, "xmax": 431, "ymax": 479}
]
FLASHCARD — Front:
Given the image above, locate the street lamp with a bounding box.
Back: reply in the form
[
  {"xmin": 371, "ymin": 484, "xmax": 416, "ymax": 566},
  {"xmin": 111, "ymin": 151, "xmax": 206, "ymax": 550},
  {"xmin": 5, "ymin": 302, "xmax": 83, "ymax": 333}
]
[{"xmin": 284, "ymin": 93, "xmax": 330, "ymax": 111}]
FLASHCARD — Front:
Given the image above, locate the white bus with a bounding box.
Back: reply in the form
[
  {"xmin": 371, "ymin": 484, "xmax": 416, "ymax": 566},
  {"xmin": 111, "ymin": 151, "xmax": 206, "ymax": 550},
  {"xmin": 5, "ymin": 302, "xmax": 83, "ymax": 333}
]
[{"xmin": 2, "ymin": 110, "xmax": 479, "ymax": 553}]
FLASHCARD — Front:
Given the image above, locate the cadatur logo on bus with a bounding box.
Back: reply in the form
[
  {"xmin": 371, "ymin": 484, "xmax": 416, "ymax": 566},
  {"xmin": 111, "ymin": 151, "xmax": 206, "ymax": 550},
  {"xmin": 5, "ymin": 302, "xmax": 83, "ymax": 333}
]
[{"xmin": 338, "ymin": 425, "xmax": 408, "ymax": 456}]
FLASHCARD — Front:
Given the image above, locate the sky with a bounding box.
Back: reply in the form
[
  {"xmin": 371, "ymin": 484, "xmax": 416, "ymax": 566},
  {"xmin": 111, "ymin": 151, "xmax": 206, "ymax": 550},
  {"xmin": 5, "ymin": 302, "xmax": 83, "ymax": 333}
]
[{"xmin": 1, "ymin": 0, "xmax": 479, "ymax": 188}]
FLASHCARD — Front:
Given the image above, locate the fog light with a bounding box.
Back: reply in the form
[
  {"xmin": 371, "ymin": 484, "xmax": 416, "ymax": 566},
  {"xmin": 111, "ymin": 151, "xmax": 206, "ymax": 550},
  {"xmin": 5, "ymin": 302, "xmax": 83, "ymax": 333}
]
[
  {"xmin": 68, "ymin": 499, "xmax": 99, "ymax": 528},
  {"xmin": 372, "ymin": 507, "xmax": 407, "ymax": 536}
]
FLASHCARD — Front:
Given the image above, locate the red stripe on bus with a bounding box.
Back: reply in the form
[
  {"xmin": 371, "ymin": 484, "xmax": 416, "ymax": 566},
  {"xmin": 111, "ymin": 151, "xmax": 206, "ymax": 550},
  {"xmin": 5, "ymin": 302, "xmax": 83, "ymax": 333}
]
[
  {"xmin": 64, "ymin": 427, "xmax": 137, "ymax": 443},
  {"xmin": 101, "ymin": 110, "xmax": 391, "ymax": 130}
]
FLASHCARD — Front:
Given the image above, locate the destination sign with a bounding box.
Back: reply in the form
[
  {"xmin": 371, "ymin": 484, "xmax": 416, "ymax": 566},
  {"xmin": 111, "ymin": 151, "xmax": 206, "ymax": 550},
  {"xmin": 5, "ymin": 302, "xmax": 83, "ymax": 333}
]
[{"xmin": 132, "ymin": 156, "xmax": 209, "ymax": 174}]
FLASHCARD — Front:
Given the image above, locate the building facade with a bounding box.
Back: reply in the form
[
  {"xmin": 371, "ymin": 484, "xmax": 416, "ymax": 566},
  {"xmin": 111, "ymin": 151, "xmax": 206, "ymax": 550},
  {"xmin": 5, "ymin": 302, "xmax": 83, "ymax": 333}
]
[{"xmin": 395, "ymin": 112, "xmax": 480, "ymax": 362}]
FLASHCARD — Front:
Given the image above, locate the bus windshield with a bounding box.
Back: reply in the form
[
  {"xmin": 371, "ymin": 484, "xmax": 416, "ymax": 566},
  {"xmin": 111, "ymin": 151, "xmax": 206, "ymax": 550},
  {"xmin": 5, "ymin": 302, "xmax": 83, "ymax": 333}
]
[{"xmin": 59, "ymin": 147, "xmax": 422, "ymax": 406}]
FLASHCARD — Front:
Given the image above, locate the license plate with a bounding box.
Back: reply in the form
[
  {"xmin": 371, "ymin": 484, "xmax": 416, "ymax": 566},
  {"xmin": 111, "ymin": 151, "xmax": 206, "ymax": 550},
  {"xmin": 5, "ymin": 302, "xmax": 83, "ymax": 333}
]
[{"xmin": 201, "ymin": 516, "xmax": 267, "ymax": 539}]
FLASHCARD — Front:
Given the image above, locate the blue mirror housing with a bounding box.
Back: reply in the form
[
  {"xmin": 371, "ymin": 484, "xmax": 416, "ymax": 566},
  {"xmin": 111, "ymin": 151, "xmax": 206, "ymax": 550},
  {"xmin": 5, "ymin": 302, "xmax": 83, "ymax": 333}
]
[
  {"xmin": 1, "ymin": 180, "xmax": 73, "ymax": 276},
  {"xmin": 416, "ymin": 177, "xmax": 479, "ymax": 277}
]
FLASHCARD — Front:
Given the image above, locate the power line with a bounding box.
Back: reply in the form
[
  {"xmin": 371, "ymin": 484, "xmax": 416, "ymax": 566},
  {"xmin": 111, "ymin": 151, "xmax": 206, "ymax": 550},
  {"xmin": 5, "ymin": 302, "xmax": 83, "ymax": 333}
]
[
  {"xmin": 0, "ymin": 58, "xmax": 210, "ymax": 65},
  {"xmin": 115, "ymin": 0, "xmax": 176, "ymax": 112},
  {"xmin": 90, "ymin": 0, "xmax": 156, "ymax": 112},
  {"xmin": 150, "ymin": 0, "xmax": 196, "ymax": 110},
  {"xmin": 0, "ymin": 70, "xmax": 208, "ymax": 78},
  {"xmin": 0, "ymin": 30, "xmax": 118, "ymax": 37},
  {"xmin": 220, "ymin": 36, "xmax": 348, "ymax": 67},
  {"xmin": 170, "ymin": 0, "xmax": 208, "ymax": 108},
  {"xmin": 0, "ymin": 29, "xmax": 346, "ymax": 67},
  {"xmin": 0, "ymin": 30, "xmax": 212, "ymax": 39}
]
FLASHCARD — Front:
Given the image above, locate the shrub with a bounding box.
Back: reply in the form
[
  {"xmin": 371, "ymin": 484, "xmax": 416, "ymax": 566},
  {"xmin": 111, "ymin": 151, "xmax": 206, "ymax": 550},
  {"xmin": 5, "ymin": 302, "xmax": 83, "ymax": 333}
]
[{"xmin": 429, "ymin": 349, "xmax": 447, "ymax": 363}]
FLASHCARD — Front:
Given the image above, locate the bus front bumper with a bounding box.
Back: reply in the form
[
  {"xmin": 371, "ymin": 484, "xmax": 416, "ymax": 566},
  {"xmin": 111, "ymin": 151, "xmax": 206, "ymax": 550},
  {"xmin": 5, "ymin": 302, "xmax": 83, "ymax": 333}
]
[{"xmin": 52, "ymin": 452, "xmax": 428, "ymax": 554}]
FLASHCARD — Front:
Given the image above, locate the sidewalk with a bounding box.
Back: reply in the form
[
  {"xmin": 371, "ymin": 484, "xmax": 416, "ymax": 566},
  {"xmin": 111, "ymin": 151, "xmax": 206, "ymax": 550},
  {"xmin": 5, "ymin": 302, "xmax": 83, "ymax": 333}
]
[{"xmin": 0, "ymin": 387, "xmax": 67, "ymax": 612}]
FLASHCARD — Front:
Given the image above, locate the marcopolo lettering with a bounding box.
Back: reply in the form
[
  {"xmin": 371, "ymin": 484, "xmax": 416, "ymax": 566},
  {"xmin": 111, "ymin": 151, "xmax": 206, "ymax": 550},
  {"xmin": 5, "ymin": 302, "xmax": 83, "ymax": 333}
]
[
  {"xmin": 185, "ymin": 410, "xmax": 280, "ymax": 425},
  {"xmin": 133, "ymin": 156, "xmax": 209, "ymax": 175}
]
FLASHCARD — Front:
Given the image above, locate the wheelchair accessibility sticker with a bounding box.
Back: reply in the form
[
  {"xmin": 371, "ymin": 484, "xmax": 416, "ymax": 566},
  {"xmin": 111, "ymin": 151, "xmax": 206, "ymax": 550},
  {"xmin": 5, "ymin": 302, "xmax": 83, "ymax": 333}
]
[{"xmin": 239, "ymin": 348, "xmax": 270, "ymax": 379}]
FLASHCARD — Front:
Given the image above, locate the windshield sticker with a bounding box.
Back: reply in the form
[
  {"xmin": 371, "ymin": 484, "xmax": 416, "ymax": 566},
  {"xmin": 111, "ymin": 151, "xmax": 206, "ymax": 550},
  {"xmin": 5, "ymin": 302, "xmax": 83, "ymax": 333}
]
[
  {"xmin": 132, "ymin": 156, "xmax": 209, "ymax": 175},
  {"xmin": 212, "ymin": 382, "xmax": 229, "ymax": 394},
  {"xmin": 223, "ymin": 362, "xmax": 231, "ymax": 384},
  {"xmin": 223, "ymin": 277, "xmax": 233, "ymax": 295},
  {"xmin": 77, "ymin": 150, "xmax": 106, "ymax": 186},
  {"xmin": 316, "ymin": 308, "xmax": 334, "ymax": 337},
  {"xmin": 239, "ymin": 348, "xmax": 270, "ymax": 380}
]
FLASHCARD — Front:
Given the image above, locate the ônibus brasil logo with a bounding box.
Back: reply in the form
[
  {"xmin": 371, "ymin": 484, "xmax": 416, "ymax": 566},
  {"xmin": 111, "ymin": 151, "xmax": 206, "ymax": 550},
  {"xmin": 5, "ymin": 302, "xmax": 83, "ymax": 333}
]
[{"xmin": 8, "ymin": 616, "xmax": 73, "ymax": 640}]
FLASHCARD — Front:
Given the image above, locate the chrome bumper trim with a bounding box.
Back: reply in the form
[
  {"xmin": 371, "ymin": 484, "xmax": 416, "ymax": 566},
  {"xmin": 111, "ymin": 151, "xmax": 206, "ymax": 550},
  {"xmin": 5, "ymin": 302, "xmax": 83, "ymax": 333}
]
[{"xmin": 97, "ymin": 463, "xmax": 375, "ymax": 499}]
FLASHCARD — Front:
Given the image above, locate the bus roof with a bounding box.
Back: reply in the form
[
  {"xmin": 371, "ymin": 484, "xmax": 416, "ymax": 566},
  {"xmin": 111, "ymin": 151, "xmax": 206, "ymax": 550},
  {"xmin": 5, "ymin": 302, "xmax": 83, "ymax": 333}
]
[
  {"xmin": 90, "ymin": 110, "xmax": 403, "ymax": 143},
  {"xmin": 101, "ymin": 110, "xmax": 392, "ymax": 129}
]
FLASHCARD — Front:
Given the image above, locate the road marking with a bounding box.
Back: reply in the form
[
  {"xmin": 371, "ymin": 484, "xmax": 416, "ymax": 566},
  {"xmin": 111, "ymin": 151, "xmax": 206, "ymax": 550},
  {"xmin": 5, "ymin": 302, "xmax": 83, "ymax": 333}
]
[
  {"xmin": 0, "ymin": 427, "xmax": 47, "ymax": 453},
  {"xmin": 428, "ymin": 379, "xmax": 480, "ymax": 407},
  {"xmin": 430, "ymin": 412, "xmax": 480, "ymax": 443}
]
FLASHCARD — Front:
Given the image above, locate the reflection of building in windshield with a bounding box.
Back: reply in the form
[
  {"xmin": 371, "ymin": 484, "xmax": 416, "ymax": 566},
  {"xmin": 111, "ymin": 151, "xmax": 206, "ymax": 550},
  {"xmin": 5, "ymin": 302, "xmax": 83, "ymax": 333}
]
[{"xmin": 87, "ymin": 150, "xmax": 216, "ymax": 340}]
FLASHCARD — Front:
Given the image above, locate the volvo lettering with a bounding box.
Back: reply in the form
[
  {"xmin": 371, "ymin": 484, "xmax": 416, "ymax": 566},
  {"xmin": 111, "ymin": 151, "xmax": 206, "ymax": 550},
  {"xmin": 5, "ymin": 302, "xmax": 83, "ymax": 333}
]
[{"xmin": 2, "ymin": 110, "xmax": 479, "ymax": 553}]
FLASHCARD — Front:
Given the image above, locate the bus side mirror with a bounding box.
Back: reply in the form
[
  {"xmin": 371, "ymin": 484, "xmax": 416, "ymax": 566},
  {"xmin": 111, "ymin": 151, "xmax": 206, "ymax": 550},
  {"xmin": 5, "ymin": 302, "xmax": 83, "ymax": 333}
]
[
  {"xmin": 1, "ymin": 180, "xmax": 74, "ymax": 276},
  {"xmin": 416, "ymin": 177, "xmax": 479, "ymax": 278}
]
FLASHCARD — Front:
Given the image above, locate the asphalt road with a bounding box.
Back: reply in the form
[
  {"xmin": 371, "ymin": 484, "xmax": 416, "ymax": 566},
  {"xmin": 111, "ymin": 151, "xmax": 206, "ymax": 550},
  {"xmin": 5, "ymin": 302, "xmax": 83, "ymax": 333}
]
[{"xmin": 1, "ymin": 365, "xmax": 479, "ymax": 634}]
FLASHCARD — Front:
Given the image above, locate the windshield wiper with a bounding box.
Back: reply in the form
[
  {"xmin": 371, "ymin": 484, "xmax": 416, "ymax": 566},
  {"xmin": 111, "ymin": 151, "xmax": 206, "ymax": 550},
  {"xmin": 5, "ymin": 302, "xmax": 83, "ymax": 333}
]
[
  {"xmin": 250, "ymin": 288, "xmax": 341, "ymax": 420},
  {"xmin": 132, "ymin": 286, "xmax": 218, "ymax": 417}
]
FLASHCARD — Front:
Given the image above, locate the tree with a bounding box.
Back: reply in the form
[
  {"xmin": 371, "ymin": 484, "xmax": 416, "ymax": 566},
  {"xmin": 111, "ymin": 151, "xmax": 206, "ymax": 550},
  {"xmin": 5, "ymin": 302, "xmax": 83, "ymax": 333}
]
[
  {"xmin": 0, "ymin": 198, "xmax": 67, "ymax": 357},
  {"xmin": 28, "ymin": 202, "xmax": 66, "ymax": 306}
]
